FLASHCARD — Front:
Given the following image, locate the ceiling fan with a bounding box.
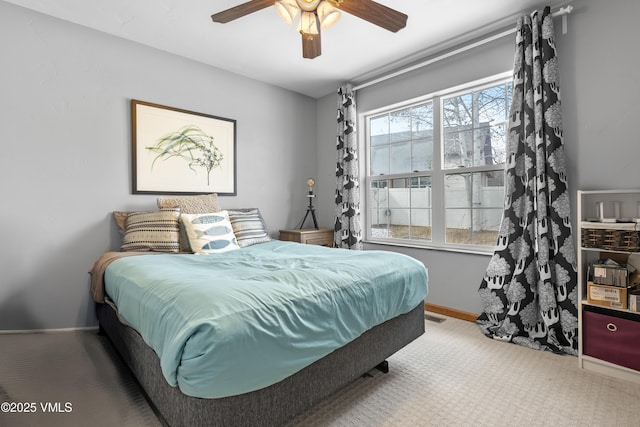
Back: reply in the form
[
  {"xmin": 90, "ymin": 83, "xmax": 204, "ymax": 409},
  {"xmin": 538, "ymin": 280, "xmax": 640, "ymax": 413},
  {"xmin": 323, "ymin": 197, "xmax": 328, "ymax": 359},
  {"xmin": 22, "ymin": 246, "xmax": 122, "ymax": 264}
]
[{"xmin": 211, "ymin": 0, "xmax": 408, "ymax": 59}]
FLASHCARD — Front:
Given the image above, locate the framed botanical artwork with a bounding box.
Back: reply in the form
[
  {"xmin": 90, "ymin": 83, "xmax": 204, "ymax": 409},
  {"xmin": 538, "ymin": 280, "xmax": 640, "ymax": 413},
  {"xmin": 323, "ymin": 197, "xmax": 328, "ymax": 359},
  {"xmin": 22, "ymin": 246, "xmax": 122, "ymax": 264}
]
[{"xmin": 131, "ymin": 99, "xmax": 237, "ymax": 195}]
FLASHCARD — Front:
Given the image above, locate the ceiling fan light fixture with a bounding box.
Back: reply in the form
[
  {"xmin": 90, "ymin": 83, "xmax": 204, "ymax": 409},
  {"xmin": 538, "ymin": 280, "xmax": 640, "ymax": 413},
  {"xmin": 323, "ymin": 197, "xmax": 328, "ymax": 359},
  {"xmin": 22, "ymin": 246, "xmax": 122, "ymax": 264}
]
[
  {"xmin": 296, "ymin": 0, "xmax": 321, "ymax": 12},
  {"xmin": 274, "ymin": 0, "xmax": 300, "ymax": 25},
  {"xmin": 316, "ymin": 1, "xmax": 340, "ymax": 29},
  {"xmin": 298, "ymin": 11, "xmax": 319, "ymax": 35},
  {"xmin": 211, "ymin": 0, "xmax": 408, "ymax": 60}
]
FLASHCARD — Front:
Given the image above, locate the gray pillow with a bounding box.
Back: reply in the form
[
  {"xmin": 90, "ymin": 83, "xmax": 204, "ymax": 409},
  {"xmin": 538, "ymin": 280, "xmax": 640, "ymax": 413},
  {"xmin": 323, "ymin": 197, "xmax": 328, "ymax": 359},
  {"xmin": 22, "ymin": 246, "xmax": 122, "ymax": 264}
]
[{"xmin": 227, "ymin": 208, "xmax": 272, "ymax": 247}]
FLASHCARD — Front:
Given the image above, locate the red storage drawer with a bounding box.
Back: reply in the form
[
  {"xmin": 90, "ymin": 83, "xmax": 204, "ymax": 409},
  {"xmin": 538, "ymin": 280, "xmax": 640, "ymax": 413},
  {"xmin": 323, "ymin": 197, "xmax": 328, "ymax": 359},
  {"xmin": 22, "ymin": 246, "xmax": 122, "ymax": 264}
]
[{"xmin": 583, "ymin": 309, "xmax": 640, "ymax": 371}]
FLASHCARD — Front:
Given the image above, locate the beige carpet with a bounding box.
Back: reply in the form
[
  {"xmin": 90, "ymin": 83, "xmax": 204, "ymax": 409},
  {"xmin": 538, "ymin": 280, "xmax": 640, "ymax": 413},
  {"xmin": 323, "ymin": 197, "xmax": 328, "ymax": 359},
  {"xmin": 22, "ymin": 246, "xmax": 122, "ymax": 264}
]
[
  {"xmin": 287, "ymin": 314, "xmax": 640, "ymax": 427},
  {"xmin": 2, "ymin": 315, "xmax": 640, "ymax": 426}
]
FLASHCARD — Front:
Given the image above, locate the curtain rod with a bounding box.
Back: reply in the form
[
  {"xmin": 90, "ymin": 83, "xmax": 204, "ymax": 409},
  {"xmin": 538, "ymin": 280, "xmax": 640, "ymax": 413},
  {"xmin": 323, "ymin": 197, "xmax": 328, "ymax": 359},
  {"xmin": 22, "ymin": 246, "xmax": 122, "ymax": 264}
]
[{"xmin": 352, "ymin": 4, "xmax": 573, "ymax": 92}]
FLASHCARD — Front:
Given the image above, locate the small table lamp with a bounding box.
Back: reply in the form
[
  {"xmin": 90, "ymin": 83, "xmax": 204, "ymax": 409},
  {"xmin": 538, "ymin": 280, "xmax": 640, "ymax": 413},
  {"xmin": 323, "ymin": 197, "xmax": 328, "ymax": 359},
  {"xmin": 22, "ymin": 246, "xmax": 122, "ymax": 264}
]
[{"xmin": 299, "ymin": 178, "xmax": 319, "ymax": 229}]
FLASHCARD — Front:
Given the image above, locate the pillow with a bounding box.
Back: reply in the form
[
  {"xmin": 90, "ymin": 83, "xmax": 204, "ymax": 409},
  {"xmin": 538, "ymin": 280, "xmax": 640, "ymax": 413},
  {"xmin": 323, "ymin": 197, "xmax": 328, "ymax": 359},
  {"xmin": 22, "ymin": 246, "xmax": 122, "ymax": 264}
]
[
  {"xmin": 227, "ymin": 209, "xmax": 272, "ymax": 247},
  {"xmin": 157, "ymin": 194, "xmax": 220, "ymax": 252},
  {"xmin": 157, "ymin": 193, "xmax": 220, "ymax": 214},
  {"xmin": 181, "ymin": 211, "xmax": 240, "ymax": 254},
  {"xmin": 120, "ymin": 208, "xmax": 181, "ymax": 253},
  {"xmin": 113, "ymin": 211, "xmax": 130, "ymax": 232}
]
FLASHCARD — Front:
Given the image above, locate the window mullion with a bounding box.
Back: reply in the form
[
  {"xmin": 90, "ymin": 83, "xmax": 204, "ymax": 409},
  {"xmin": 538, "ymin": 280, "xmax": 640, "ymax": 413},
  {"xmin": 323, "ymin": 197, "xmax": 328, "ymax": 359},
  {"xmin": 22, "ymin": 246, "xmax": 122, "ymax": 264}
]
[{"xmin": 431, "ymin": 95, "xmax": 445, "ymax": 246}]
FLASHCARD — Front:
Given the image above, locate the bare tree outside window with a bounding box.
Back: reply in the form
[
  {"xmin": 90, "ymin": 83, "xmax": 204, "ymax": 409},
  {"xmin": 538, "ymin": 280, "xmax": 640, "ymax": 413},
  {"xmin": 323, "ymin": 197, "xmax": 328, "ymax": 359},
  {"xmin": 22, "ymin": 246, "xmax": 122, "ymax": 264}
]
[{"xmin": 366, "ymin": 78, "xmax": 511, "ymax": 249}]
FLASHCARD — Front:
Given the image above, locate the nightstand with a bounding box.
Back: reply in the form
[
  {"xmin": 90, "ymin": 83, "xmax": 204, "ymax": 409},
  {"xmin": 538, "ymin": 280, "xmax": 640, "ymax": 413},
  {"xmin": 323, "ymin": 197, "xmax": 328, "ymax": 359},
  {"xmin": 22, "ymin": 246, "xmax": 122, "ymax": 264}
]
[{"xmin": 279, "ymin": 228, "xmax": 334, "ymax": 247}]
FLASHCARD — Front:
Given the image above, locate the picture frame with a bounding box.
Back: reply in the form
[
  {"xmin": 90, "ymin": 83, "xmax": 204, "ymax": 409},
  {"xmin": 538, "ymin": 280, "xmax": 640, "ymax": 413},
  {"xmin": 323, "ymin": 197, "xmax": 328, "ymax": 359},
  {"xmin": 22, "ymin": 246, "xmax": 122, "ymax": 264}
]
[{"xmin": 131, "ymin": 99, "xmax": 237, "ymax": 195}]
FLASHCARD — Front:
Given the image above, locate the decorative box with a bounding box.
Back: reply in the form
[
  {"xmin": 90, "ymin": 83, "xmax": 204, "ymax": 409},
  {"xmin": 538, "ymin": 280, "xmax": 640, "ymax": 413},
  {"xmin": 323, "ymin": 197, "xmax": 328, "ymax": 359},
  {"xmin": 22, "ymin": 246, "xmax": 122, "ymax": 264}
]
[{"xmin": 583, "ymin": 308, "xmax": 640, "ymax": 372}]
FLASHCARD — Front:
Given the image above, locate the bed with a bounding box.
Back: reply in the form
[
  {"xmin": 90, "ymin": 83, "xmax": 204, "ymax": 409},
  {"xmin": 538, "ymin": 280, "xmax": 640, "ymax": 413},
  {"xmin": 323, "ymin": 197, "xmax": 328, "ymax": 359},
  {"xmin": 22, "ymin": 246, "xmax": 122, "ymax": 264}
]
[{"xmin": 90, "ymin": 205, "xmax": 428, "ymax": 426}]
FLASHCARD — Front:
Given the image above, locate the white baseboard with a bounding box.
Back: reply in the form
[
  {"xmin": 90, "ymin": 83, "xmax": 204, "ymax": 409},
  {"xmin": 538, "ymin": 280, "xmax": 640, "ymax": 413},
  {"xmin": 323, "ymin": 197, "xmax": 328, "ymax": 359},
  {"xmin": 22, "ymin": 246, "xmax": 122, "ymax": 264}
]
[{"xmin": 0, "ymin": 326, "xmax": 99, "ymax": 334}]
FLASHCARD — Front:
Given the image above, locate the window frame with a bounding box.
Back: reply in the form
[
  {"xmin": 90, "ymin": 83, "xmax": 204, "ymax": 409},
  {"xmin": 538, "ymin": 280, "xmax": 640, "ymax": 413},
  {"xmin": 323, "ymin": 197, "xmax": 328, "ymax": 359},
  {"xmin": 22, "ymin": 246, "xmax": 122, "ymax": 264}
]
[{"xmin": 362, "ymin": 71, "xmax": 513, "ymax": 254}]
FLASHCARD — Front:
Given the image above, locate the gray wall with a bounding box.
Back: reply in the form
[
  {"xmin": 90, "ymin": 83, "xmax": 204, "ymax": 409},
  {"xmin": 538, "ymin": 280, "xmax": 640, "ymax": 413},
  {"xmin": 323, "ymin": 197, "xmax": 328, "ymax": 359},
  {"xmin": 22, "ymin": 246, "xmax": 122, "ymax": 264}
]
[
  {"xmin": 3, "ymin": 0, "xmax": 640, "ymax": 330},
  {"xmin": 315, "ymin": 0, "xmax": 640, "ymax": 315},
  {"xmin": 0, "ymin": 2, "xmax": 317, "ymax": 330}
]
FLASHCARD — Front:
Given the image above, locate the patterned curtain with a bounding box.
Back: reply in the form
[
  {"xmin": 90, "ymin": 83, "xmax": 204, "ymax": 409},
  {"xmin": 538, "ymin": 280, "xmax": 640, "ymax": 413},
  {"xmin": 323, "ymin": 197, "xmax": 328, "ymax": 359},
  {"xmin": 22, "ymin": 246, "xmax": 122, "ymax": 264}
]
[
  {"xmin": 334, "ymin": 84, "xmax": 363, "ymax": 250},
  {"xmin": 476, "ymin": 7, "xmax": 578, "ymax": 355}
]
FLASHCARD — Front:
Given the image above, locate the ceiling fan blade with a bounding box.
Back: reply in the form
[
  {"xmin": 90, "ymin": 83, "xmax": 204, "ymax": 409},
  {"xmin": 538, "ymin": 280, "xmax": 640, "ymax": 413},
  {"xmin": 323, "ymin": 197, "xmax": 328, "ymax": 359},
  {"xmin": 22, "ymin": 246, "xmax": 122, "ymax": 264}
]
[
  {"xmin": 333, "ymin": 0, "xmax": 407, "ymax": 32},
  {"xmin": 211, "ymin": 0, "xmax": 275, "ymax": 23},
  {"xmin": 301, "ymin": 32, "xmax": 322, "ymax": 59}
]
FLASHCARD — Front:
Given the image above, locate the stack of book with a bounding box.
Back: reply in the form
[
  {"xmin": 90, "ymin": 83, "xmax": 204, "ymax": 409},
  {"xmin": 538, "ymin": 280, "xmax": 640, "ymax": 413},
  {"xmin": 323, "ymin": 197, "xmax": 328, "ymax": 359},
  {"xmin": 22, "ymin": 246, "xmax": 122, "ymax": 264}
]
[
  {"xmin": 587, "ymin": 259, "xmax": 640, "ymax": 310},
  {"xmin": 591, "ymin": 261, "xmax": 629, "ymax": 287}
]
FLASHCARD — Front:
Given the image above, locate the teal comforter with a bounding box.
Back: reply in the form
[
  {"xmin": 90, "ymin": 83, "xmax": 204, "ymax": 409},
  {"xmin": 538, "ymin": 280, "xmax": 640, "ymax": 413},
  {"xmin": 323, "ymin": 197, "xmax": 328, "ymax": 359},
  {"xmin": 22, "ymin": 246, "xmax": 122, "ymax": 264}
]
[{"xmin": 105, "ymin": 240, "xmax": 428, "ymax": 398}]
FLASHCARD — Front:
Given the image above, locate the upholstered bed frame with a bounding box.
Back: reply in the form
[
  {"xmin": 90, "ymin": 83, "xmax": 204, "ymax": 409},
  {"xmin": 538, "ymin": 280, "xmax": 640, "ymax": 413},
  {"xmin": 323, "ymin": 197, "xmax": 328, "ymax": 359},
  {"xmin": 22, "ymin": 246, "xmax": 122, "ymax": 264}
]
[{"xmin": 96, "ymin": 301, "xmax": 425, "ymax": 426}]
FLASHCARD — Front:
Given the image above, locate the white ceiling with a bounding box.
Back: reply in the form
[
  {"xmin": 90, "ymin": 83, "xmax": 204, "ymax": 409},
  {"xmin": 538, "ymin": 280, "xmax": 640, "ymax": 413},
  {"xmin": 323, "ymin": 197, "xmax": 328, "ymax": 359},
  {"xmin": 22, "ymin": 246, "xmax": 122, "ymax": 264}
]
[{"xmin": 4, "ymin": 0, "xmax": 546, "ymax": 98}]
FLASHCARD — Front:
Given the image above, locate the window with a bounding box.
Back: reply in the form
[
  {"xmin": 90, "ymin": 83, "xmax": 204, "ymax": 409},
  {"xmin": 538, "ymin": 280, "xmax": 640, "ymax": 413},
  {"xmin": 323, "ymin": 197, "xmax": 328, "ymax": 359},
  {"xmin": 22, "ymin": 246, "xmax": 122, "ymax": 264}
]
[{"xmin": 365, "ymin": 75, "xmax": 512, "ymax": 251}]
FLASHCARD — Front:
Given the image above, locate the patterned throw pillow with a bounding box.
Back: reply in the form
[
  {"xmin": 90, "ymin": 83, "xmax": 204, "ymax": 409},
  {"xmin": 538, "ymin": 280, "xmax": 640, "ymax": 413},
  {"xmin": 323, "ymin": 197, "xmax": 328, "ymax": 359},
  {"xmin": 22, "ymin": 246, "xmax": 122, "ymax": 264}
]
[
  {"xmin": 181, "ymin": 211, "xmax": 240, "ymax": 254},
  {"xmin": 157, "ymin": 194, "xmax": 220, "ymax": 252},
  {"xmin": 227, "ymin": 209, "xmax": 272, "ymax": 247},
  {"xmin": 157, "ymin": 193, "xmax": 220, "ymax": 214},
  {"xmin": 120, "ymin": 208, "xmax": 181, "ymax": 253},
  {"xmin": 113, "ymin": 211, "xmax": 130, "ymax": 232}
]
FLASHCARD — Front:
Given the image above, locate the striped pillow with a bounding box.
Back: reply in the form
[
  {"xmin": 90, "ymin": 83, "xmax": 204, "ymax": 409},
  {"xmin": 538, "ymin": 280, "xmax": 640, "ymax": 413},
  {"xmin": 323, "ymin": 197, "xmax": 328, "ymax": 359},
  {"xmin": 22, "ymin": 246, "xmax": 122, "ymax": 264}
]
[
  {"xmin": 120, "ymin": 208, "xmax": 181, "ymax": 253},
  {"xmin": 228, "ymin": 209, "xmax": 271, "ymax": 247}
]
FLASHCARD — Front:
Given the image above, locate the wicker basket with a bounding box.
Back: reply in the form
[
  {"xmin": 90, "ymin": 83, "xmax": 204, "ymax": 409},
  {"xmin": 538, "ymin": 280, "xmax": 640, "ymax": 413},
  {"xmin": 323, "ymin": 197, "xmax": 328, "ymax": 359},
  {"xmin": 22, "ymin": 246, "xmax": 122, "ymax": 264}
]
[{"xmin": 581, "ymin": 228, "xmax": 640, "ymax": 251}]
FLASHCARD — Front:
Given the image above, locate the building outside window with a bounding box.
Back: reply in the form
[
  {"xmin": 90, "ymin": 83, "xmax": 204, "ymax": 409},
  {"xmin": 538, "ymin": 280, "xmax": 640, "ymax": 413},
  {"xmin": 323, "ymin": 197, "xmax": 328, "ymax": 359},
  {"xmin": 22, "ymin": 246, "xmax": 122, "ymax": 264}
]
[{"xmin": 365, "ymin": 74, "xmax": 512, "ymax": 252}]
